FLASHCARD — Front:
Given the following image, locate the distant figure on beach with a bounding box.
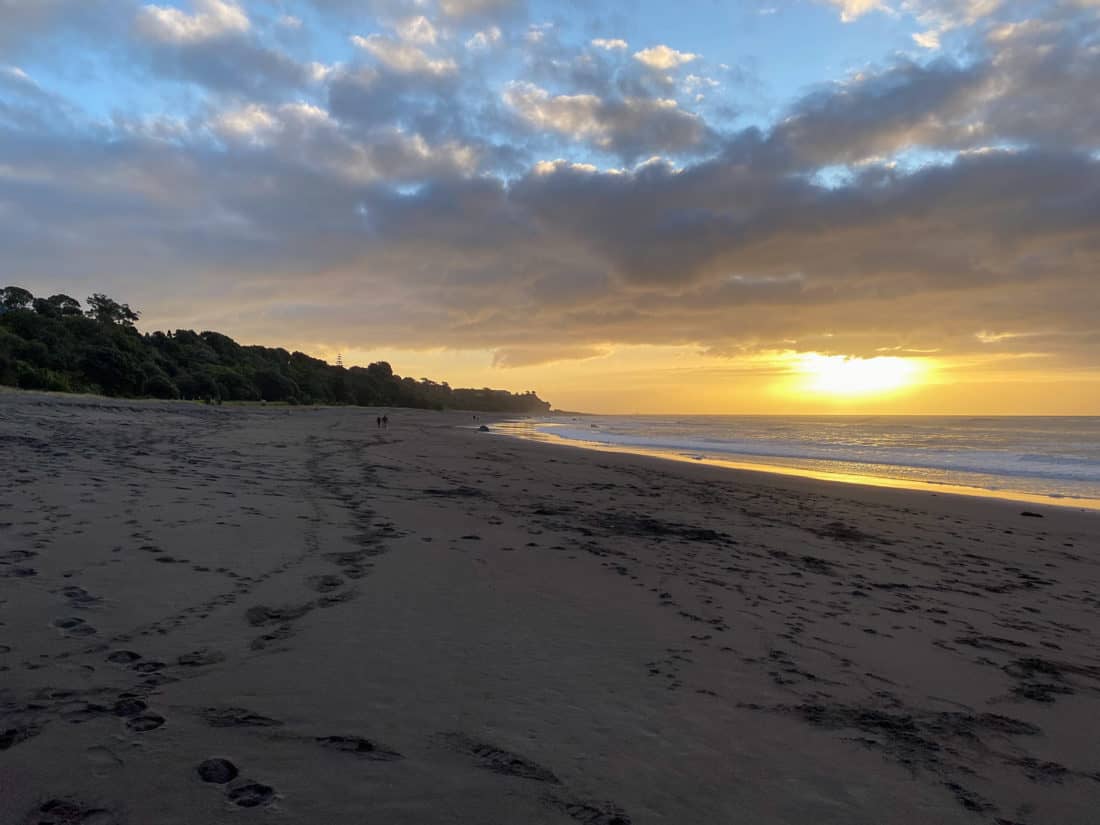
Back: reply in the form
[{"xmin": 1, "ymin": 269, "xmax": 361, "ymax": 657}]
[
  {"xmin": 382, "ymin": 414, "xmax": 389, "ymax": 428},
  {"xmin": 376, "ymin": 416, "xmax": 381, "ymax": 428}
]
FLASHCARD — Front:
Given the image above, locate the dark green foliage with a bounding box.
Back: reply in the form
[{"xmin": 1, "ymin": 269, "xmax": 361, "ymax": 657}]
[
  {"xmin": 85, "ymin": 293, "xmax": 140, "ymax": 326},
  {"xmin": 0, "ymin": 285, "xmax": 552, "ymax": 412},
  {"xmin": 254, "ymin": 369, "xmax": 299, "ymax": 402},
  {"xmin": 1, "ymin": 286, "xmax": 34, "ymax": 310},
  {"xmin": 82, "ymin": 345, "xmax": 143, "ymax": 395},
  {"xmin": 143, "ymin": 373, "xmax": 180, "ymax": 399},
  {"xmin": 32, "ymin": 294, "xmax": 83, "ymax": 318}
]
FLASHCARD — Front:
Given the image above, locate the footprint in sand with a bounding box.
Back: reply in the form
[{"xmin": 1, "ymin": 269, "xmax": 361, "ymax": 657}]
[
  {"xmin": 196, "ymin": 758, "xmax": 239, "ymax": 784},
  {"xmin": 226, "ymin": 782, "xmax": 276, "ymax": 808},
  {"xmin": 61, "ymin": 703, "xmax": 112, "ymax": 724},
  {"xmin": 1, "ymin": 566, "xmax": 37, "ymax": 578},
  {"xmin": 105, "ymin": 650, "xmax": 141, "ymax": 664},
  {"xmin": 58, "ymin": 585, "xmax": 100, "ymax": 607},
  {"xmin": 557, "ymin": 800, "xmax": 633, "ymax": 825},
  {"xmin": 52, "ymin": 617, "xmax": 97, "ymax": 636},
  {"xmin": 442, "ymin": 732, "xmax": 560, "ymax": 783},
  {"xmin": 199, "ymin": 707, "xmax": 282, "ymax": 728},
  {"xmin": 125, "ymin": 713, "xmax": 165, "ymax": 732},
  {"xmin": 28, "ymin": 799, "xmax": 118, "ymax": 825},
  {"xmin": 85, "ymin": 745, "xmax": 124, "ymax": 775},
  {"xmin": 316, "ymin": 735, "xmax": 403, "ymax": 761},
  {"xmin": 176, "ymin": 648, "xmax": 226, "ymax": 667},
  {"xmin": 306, "ymin": 574, "xmax": 344, "ymax": 593},
  {"xmin": 1, "ymin": 724, "xmax": 41, "ymax": 751},
  {"xmin": 0, "ymin": 548, "xmax": 35, "ymax": 562},
  {"xmin": 112, "ymin": 697, "xmax": 147, "ymax": 718}
]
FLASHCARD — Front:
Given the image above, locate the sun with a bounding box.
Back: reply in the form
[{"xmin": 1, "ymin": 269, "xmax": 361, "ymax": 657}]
[{"xmin": 796, "ymin": 354, "xmax": 925, "ymax": 397}]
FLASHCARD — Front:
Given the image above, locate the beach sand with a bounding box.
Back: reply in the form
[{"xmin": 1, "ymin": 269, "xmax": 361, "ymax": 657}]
[{"xmin": 2, "ymin": 390, "xmax": 1098, "ymax": 824}]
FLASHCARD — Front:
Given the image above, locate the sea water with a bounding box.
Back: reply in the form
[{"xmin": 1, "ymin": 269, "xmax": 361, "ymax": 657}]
[{"xmin": 495, "ymin": 415, "xmax": 1100, "ymax": 508}]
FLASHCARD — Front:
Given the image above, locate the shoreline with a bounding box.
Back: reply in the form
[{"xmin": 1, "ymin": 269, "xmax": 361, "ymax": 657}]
[
  {"xmin": 492, "ymin": 420, "xmax": 1100, "ymax": 513},
  {"xmin": 3, "ymin": 392, "xmax": 1099, "ymax": 824}
]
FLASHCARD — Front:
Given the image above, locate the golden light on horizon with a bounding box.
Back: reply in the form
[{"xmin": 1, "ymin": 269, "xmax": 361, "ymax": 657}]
[{"xmin": 795, "ymin": 354, "xmax": 927, "ymax": 398}]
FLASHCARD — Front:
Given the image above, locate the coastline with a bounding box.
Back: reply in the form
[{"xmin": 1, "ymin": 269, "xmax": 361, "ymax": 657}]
[
  {"xmin": 2, "ymin": 391, "xmax": 1099, "ymax": 824},
  {"xmin": 494, "ymin": 418, "xmax": 1100, "ymax": 513}
]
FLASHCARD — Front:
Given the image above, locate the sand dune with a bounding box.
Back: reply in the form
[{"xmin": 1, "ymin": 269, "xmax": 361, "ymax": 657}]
[{"xmin": 1, "ymin": 391, "xmax": 1098, "ymax": 824}]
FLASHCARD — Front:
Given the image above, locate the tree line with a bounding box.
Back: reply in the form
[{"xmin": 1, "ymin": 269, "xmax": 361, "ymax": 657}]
[{"xmin": 0, "ymin": 286, "xmax": 551, "ymax": 413}]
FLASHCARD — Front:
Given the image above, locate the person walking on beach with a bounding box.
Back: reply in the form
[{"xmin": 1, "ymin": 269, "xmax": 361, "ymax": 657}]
[
  {"xmin": 376, "ymin": 416, "xmax": 381, "ymax": 428},
  {"xmin": 382, "ymin": 414, "xmax": 389, "ymax": 428}
]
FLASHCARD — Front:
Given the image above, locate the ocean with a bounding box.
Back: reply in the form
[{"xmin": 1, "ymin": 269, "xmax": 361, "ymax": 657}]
[{"xmin": 494, "ymin": 415, "xmax": 1100, "ymax": 509}]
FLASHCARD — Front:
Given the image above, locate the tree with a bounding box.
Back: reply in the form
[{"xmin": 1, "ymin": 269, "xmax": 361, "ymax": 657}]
[
  {"xmin": 49, "ymin": 294, "xmax": 83, "ymax": 316},
  {"xmin": 86, "ymin": 293, "xmax": 140, "ymax": 326},
  {"xmin": 33, "ymin": 294, "xmax": 82, "ymax": 318},
  {"xmin": 2, "ymin": 286, "xmax": 34, "ymax": 310},
  {"xmin": 3, "ymin": 285, "xmax": 553, "ymax": 411},
  {"xmin": 81, "ymin": 345, "xmax": 142, "ymax": 395},
  {"xmin": 367, "ymin": 361, "xmax": 393, "ymax": 380},
  {"xmin": 143, "ymin": 374, "xmax": 180, "ymax": 399},
  {"xmin": 254, "ymin": 369, "xmax": 299, "ymax": 402}
]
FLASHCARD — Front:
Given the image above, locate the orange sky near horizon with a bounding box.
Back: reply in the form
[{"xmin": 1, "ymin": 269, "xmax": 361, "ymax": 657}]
[{"xmin": 284, "ymin": 342, "xmax": 1100, "ymax": 416}]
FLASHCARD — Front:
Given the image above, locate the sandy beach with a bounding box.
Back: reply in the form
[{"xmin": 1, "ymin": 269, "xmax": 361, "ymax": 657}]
[{"xmin": 2, "ymin": 390, "xmax": 1099, "ymax": 825}]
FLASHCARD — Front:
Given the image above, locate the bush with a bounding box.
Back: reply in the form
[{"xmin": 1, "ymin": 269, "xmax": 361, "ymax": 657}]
[
  {"xmin": 254, "ymin": 369, "xmax": 299, "ymax": 402},
  {"xmin": 144, "ymin": 374, "xmax": 180, "ymax": 399},
  {"xmin": 15, "ymin": 362, "xmax": 72, "ymax": 392},
  {"xmin": 81, "ymin": 345, "xmax": 142, "ymax": 395}
]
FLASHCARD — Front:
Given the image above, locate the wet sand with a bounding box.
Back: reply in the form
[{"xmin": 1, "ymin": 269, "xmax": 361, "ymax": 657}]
[{"xmin": 1, "ymin": 390, "xmax": 1099, "ymax": 824}]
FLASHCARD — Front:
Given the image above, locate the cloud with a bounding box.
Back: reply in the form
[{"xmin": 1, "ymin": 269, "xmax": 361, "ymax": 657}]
[
  {"xmin": 977, "ymin": 16, "xmax": 1100, "ymax": 151},
  {"xmin": 212, "ymin": 101, "xmax": 283, "ymax": 139},
  {"xmin": 207, "ymin": 99, "xmax": 479, "ymax": 183},
  {"xmin": 0, "ymin": 64, "xmax": 75, "ymax": 131},
  {"xmin": 351, "ymin": 34, "xmax": 458, "ymax": 75},
  {"xmin": 324, "ymin": 51, "xmax": 486, "ymax": 148},
  {"xmin": 591, "ymin": 38, "xmax": 628, "ymax": 51},
  {"xmin": 140, "ymin": 36, "xmax": 317, "ymax": 97},
  {"xmin": 466, "ymin": 26, "xmax": 502, "ymax": 50},
  {"xmin": 394, "ymin": 15, "xmax": 439, "ymax": 45},
  {"xmin": 503, "ymin": 82, "xmax": 709, "ymax": 160},
  {"xmin": 633, "ymin": 44, "xmax": 698, "ymax": 70},
  {"xmin": 492, "ymin": 345, "xmax": 608, "ymax": 367},
  {"xmin": 130, "ymin": 1, "xmax": 320, "ymax": 97},
  {"xmin": 766, "ymin": 11, "xmax": 1100, "ymax": 166},
  {"xmin": 771, "ymin": 57, "xmax": 989, "ymax": 166},
  {"xmin": 1, "ymin": 64, "xmax": 34, "ymax": 87},
  {"xmin": 912, "ymin": 30, "xmax": 941, "ymax": 48},
  {"xmin": 5, "ymin": 108, "xmax": 1099, "ymax": 366},
  {"xmin": 822, "ymin": 0, "xmax": 891, "ymax": 22},
  {"xmin": 136, "ymin": 0, "xmax": 250, "ymax": 44},
  {"xmin": 0, "ymin": 0, "xmax": 128, "ymax": 59},
  {"xmin": 438, "ymin": 0, "xmax": 521, "ymax": 19}
]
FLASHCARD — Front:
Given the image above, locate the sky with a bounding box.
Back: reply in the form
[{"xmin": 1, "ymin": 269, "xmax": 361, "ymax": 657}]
[{"xmin": 2, "ymin": 0, "xmax": 1099, "ymax": 414}]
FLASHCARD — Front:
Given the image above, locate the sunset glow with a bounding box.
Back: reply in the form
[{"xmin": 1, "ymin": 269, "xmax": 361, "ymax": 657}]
[{"xmin": 796, "ymin": 354, "xmax": 927, "ymax": 398}]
